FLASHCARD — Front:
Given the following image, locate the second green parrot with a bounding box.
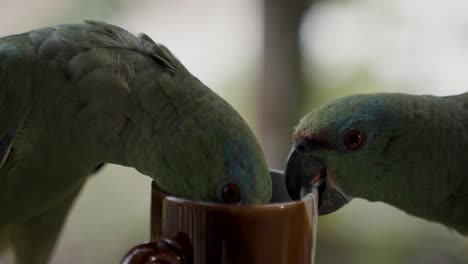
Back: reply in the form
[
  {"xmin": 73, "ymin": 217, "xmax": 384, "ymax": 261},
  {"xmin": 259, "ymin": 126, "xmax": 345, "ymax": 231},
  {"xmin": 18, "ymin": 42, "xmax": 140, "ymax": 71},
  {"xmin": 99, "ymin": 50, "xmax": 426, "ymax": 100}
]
[{"xmin": 285, "ymin": 92, "xmax": 467, "ymax": 234}]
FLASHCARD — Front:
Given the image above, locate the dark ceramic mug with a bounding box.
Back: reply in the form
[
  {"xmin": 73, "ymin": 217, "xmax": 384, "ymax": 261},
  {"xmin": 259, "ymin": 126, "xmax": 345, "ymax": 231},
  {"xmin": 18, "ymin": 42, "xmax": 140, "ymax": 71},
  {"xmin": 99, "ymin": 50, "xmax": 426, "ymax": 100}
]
[{"xmin": 121, "ymin": 170, "xmax": 318, "ymax": 264}]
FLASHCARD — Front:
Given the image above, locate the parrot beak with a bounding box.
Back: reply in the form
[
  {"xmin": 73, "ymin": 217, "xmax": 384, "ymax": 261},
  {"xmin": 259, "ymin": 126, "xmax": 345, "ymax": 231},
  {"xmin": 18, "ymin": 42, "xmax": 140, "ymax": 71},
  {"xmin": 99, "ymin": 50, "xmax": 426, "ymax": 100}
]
[{"xmin": 285, "ymin": 148, "xmax": 350, "ymax": 215}]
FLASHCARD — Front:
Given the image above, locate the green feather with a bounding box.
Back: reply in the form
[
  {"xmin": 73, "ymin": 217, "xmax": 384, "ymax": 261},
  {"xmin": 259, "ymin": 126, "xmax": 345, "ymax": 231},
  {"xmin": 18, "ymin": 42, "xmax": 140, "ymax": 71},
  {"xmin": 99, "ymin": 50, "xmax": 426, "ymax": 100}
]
[
  {"xmin": 0, "ymin": 21, "xmax": 271, "ymax": 263},
  {"xmin": 294, "ymin": 92, "xmax": 468, "ymax": 234}
]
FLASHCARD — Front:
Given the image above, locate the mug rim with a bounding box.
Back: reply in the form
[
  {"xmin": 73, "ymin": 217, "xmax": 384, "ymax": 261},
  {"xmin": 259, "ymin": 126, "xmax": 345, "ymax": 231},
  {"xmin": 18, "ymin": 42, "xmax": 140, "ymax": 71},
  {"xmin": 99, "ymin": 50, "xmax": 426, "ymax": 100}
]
[{"xmin": 151, "ymin": 180, "xmax": 317, "ymax": 210}]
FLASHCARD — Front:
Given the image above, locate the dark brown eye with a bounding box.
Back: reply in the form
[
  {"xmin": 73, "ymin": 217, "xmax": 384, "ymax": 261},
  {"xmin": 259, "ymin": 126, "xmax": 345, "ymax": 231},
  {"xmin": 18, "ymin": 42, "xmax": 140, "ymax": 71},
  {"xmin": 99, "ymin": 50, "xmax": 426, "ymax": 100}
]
[
  {"xmin": 221, "ymin": 183, "xmax": 241, "ymax": 204},
  {"xmin": 344, "ymin": 129, "xmax": 364, "ymax": 150}
]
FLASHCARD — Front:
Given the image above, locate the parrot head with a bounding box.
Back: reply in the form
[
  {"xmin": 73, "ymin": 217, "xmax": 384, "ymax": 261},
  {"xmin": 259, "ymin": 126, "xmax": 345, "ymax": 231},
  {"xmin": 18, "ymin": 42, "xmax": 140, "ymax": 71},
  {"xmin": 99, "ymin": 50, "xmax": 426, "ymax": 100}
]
[
  {"xmin": 129, "ymin": 68, "xmax": 273, "ymax": 205},
  {"xmin": 149, "ymin": 118, "xmax": 272, "ymax": 205},
  {"xmin": 285, "ymin": 94, "xmax": 410, "ymax": 214},
  {"xmin": 70, "ymin": 21, "xmax": 276, "ymax": 206}
]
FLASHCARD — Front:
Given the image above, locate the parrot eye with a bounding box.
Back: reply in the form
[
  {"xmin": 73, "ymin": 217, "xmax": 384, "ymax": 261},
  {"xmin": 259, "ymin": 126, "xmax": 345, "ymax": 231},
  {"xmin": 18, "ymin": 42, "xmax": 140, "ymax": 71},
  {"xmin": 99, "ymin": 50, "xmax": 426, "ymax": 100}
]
[
  {"xmin": 221, "ymin": 182, "xmax": 241, "ymax": 204},
  {"xmin": 344, "ymin": 129, "xmax": 364, "ymax": 150}
]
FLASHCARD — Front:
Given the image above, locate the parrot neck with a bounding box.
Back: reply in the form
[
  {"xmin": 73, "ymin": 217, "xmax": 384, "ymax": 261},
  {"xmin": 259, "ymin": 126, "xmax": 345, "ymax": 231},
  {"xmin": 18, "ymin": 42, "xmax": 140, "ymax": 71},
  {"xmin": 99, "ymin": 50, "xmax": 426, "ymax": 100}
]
[
  {"xmin": 428, "ymin": 189, "xmax": 468, "ymax": 235},
  {"xmin": 99, "ymin": 78, "xmax": 228, "ymax": 183},
  {"xmin": 393, "ymin": 176, "xmax": 468, "ymax": 235}
]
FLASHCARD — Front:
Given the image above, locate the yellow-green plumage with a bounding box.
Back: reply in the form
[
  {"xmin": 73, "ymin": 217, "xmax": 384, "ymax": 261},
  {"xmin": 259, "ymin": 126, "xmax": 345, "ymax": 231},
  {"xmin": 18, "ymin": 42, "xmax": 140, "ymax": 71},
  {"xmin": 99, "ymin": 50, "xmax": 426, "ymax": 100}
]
[
  {"xmin": 287, "ymin": 92, "xmax": 468, "ymax": 234},
  {"xmin": 0, "ymin": 21, "xmax": 271, "ymax": 263}
]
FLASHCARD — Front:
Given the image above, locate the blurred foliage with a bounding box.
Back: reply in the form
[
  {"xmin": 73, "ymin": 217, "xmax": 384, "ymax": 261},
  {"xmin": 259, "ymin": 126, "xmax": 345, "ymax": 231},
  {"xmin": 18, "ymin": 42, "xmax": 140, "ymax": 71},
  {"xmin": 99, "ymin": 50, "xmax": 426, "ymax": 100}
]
[
  {"xmin": 300, "ymin": 63, "xmax": 397, "ymax": 114},
  {"xmin": 217, "ymin": 65, "xmax": 259, "ymax": 129}
]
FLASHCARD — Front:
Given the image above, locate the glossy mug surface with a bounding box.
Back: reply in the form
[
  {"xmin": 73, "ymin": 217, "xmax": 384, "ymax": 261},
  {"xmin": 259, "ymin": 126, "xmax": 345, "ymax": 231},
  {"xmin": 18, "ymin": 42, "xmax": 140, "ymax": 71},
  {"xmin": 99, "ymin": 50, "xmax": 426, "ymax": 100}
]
[{"xmin": 122, "ymin": 170, "xmax": 318, "ymax": 264}]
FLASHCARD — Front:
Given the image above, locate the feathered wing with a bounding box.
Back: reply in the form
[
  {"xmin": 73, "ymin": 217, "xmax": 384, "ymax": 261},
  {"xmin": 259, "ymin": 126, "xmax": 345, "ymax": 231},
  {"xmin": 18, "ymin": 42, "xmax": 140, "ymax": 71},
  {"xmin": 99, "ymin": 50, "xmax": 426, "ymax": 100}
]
[
  {"xmin": 0, "ymin": 21, "xmax": 186, "ymax": 263},
  {"xmin": 0, "ymin": 38, "xmax": 34, "ymax": 169},
  {"xmin": 0, "ymin": 34, "xmax": 35, "ymax": 258}
]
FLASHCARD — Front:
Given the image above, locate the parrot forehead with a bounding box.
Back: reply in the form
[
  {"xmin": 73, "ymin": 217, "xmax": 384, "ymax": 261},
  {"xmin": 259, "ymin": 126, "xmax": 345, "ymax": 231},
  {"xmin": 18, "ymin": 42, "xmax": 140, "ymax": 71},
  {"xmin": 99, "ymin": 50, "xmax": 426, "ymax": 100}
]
[{"xmin": 292, "ymin": 129, "xmax": 331, "ymax": 145}]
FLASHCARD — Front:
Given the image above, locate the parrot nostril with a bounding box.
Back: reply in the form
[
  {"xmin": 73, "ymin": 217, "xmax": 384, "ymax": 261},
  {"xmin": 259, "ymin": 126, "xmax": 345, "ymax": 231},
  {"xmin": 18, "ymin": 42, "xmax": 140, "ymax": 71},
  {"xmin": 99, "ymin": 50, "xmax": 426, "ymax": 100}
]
[
  {"xmin": 294, "ymin": 139, "xmax": 309, "ymax": 154},
  {"xmin": 296, "ymin": 144, "xmax": 306, "ymax": 153}
]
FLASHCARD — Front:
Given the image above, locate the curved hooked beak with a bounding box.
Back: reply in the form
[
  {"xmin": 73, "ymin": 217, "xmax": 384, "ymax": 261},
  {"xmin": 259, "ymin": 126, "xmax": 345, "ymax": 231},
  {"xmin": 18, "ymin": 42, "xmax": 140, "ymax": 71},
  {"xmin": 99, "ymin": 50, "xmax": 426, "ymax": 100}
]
[{"xmin": 285, "ymin": 146, "xmax": 350, "ymax": 215}]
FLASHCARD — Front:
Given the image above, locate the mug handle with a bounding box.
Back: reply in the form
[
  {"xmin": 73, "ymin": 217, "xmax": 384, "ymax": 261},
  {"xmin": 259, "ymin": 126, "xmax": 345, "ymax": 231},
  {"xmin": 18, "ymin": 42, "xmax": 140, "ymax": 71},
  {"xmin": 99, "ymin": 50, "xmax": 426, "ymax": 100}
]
[{"xmin": 121, "ymin": 233, "xmax": 192, "ymax": 264}]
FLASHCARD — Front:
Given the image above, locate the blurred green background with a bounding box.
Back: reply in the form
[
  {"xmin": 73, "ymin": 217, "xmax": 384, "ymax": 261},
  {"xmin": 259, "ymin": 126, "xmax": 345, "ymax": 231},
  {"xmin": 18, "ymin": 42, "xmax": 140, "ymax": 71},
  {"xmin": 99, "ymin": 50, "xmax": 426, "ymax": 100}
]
[{"xmin": 1, "ymin": 0, "xmax": 468, "ymax": 263}]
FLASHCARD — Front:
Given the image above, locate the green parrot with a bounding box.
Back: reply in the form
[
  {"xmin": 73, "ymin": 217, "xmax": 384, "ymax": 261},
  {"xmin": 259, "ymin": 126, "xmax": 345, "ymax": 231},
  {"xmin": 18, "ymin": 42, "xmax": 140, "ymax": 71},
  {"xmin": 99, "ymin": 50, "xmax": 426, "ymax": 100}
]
[
  {"xmin": 0, "ymin": 21, "xmax": 272, "ymax": 264},
  {"xmin": 285, "ymin": 92, "xmax": 468, "ymax": 234}
]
